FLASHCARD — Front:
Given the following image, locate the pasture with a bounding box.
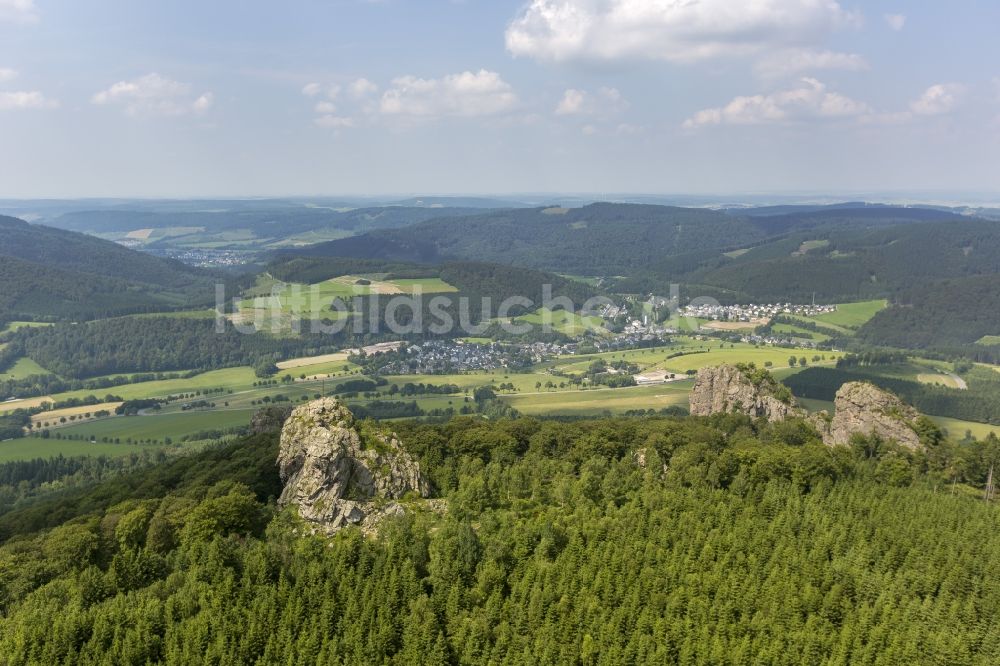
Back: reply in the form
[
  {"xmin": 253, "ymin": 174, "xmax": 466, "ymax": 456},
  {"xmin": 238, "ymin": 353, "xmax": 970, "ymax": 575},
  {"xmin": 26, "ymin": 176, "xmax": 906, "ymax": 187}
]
[
  {"xmin": 2, "ymin": 357, "xmax": 53, "ymax": 380},
  {"xmin": 0, "ymin": 438, "xmax": 163, "ymax": 464},
  {"xmin": 810, "ymin": 300, "xmax": 887, "ymax": 330},
  {"xmin": 48, "ymin": 408, "xmax": 256, "ymax": 444},
  {"xmin": 513, "ymin": 308, "xmax": 608, "ymax": 337},
  {"xmin": 501, "ymin": 383, "xmax": 691, "ymax": 416}
]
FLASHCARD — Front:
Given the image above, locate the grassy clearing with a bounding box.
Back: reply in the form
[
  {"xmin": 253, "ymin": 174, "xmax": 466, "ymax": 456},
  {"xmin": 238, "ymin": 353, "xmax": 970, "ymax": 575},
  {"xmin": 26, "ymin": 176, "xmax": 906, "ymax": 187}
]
[
  {"xmin": 129, "ymin": 309, "xmax": 218, "ymax": 320},
  {"xmin": 976, "ymin": 335, "xmax": 1000, "ymax": 346},
  {"xmin": 723, "ymin": 248, "xmax": 750, "ymax": 258},
  {"xmin": 932, "ymin": 416, "xmax": 999, "ymax": 441},
  {"xmin": 514, "ymin": 308, "xmax": 608, "ymax": 337},
  {"xmin": 794, "ymin": 239, "xmax": 830, "ymax": 255},
  {"xmin": 3, "ymin": 357, "xmax": 54, "ymax": 380},
  {"xmin": 782, "ymin": 314, "xmax": 853, "ymax": 336},
  {"xmin": 810, "ymin": 300, "xmax": 887, "ymax": 330},
  {"xmin": 772, "ymin": 323, "xmax": 831, "ymax": 342},
  {"xmin": 558, "ymin": 275, "xmax": 602, "ymax": 287},
  {"xmin": 0, "ymin": 321, "xmax": 54, "ymax": 335},
  {"xmin": 917, "ymin": 373, "xmax": 965, "ymax": 389}
]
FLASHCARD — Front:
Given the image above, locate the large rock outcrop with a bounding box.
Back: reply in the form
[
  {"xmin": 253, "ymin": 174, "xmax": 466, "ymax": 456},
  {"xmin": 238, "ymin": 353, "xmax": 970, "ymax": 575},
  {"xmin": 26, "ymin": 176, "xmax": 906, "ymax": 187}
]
[
  {"xmin": 688, "ymin": 366, "xmax": 927, "ymax": 451},
  {"xmin": 820, "ymin": 381, "xmax": 923, "ymax": 450},
  {"xmin": 689, "ymin": 364, "xmax": 804, "ymax": 421},
  {"xmin": 277, "ymin": 398, "xmax": 431, "ymax": 534}
]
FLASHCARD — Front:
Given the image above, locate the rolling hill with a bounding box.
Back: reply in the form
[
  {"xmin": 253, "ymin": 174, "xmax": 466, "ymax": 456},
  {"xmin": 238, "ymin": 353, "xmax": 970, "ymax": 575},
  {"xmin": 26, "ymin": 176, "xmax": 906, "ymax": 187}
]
[
  {"xmin": 683, "ymin": 217, "xmax": 1000, "ymax": 303},
  {"xmin": 0, "ymin": 216, "xmax": 218, "ymax": 320},
  {"xmin": 46, "ymin": 205, "xmax": 490, "ymax": 250},
  {"xmin": 290, "ymin": 203, "xmax": 770, "ymax": 275}
]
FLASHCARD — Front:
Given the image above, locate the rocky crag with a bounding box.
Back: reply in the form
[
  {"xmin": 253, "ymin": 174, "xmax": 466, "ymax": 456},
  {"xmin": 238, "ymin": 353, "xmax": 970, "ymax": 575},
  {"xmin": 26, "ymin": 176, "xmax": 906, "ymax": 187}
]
[
  {"xmin": 690, "ymin": 365, "xmax": 926, "ymax": 450},
  {"xmin": 820, "ymin": 381, "xmax": 923, "ymax": 450},
  {"xmin": 689, "ymin": 364, "xmax": 804, "ymax": 422},
  {"xmin": 276, "ymin": 398, "xmax": 431, "ymax": 534}
]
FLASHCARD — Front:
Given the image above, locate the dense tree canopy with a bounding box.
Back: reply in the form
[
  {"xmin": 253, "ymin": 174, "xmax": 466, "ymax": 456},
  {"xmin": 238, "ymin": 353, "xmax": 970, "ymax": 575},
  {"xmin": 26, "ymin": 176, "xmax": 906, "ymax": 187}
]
[{"xmin": 2, "ymin": 411, "xmax": 1000, "ymax": 664}]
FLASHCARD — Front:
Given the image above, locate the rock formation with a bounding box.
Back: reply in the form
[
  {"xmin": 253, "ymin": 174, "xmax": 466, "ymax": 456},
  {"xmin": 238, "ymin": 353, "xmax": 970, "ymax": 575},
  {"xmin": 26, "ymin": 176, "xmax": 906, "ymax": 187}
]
[
  {"xmin": 820, "ymin": 381, "xmax": 923, "ymax": 450},
  {"xmin": 688, "ymin": 365, "xmax": 927, "ymax": 450},
  {"xmin": 276, "ymin": 398, "xmax": 431, "ymax": 534},
  {"xmin": 689, "ymin": 364, "xmax": 804, "ymax": 421},
  {"xmin": 250, "ymin": 405, "xmax": 294, "ymax": 434}
]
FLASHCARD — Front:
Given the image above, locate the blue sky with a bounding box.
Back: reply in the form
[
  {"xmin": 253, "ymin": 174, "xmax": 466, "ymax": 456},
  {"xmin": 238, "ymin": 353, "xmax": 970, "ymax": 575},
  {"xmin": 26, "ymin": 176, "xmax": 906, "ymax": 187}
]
[{"xmin": 0, "ymin": 0, "xmax": 997, "ymax": 198}]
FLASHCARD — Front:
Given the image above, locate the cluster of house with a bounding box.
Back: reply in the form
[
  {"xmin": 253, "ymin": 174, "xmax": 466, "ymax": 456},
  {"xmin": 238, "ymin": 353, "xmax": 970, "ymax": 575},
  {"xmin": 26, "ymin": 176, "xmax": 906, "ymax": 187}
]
[
  {"xmin": 371, "ymin": 340, "xmax": 538, "ymax": 375},
  {"xmin": 679, "ymin": 302, "xmax": 836, "ymax": 322}
]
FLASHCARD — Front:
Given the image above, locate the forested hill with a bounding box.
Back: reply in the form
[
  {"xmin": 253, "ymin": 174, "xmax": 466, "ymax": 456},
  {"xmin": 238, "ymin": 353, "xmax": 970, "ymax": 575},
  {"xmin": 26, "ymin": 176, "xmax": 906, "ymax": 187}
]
[
  {"xmin": 48, "ymin": 206, "xmax": 486, "ymax": 238},
  {"xmin": 855, "ymin": 273, "xmax": 1000, "ymax": 352},
  {"xmin": 0, "ymin": 216, "xmax": 218, "ymax": 319},
  {"xmin": 2, "ymin": 412, "xmax": 1000, "ymax": 662},
  {"xmin": 291, "ymin": 203, "xmax": 975, "ymax": 280},
  {"xmin": 292, "ymin": 204, "xmax": 770, "ymax": 275},
  {"xmin": 656, "ymin": 216, "xmax": 1000, "ymax": 303}
]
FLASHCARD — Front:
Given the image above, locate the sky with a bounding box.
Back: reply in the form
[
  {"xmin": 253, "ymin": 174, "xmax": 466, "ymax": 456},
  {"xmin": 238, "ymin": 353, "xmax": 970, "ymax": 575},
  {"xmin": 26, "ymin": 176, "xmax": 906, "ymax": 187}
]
[{"xmin": 0, "ymin": 0, "xmax": 998, "ymax": 198}]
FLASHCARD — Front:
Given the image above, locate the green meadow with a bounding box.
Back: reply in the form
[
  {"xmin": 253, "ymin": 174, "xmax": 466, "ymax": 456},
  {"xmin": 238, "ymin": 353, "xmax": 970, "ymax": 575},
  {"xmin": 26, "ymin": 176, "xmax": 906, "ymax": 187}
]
[{"xmin": 810, "ymin": 300, "xmax": 887, "ymax": 330}]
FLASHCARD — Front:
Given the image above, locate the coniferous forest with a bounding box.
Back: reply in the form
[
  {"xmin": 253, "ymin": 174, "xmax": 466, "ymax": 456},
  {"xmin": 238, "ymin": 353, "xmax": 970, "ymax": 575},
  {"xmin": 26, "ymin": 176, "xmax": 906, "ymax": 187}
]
[{"xmin": 2, "ymin": 413, "xmax": 1000, "ymax": 665}]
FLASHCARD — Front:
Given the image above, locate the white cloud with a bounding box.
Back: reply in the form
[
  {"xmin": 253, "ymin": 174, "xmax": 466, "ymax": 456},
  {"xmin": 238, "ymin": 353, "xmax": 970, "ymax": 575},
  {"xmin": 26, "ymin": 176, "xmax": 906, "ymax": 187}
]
[
  {"xmin": 754, "ymin": 49, "xmax": 868, "ymax": 78},
  {"xmin": 683, "ymin": 77, "xmax": 869, "ymax": 129},
  {"xmin": 884, "ymin": 13, "xmax": 906, "ymax": 31},
  {"xmin": 910, "ymin": 83, "xmax": 964, "ymax": 116},
  {"xmin": 555, "ymin": 86, "xmax": 628, "ymax": 115},
  {"xmin": 315, "ymin": 115, "xmax": 355, "ymax": 129},
  {"xmin": 0, "ymin": 90, "xmax": 57, "ymax": 110},
  {"xmin": 314, "ymin": 100, "xmax": 337, "ymax": 114},
  {"xmin": 92, "ymin": 73, "xmax": 214, "ymax": 116},
  {"xmin": 555, "ymin": 88, "xmax": 586, "ymax": 115},
  {"xmin": 0, "ymin": 68, "xmax": 17, "ymax": 83},
  {"xmin": 349, "ymin": 78, "xmax": 378, "ymax": 98},
  {"xmin": 303, "ymin": 82, "xmax": 340, "ymax": 100},
  {"xmin": 380, "ymin": 69, "xmax": 517, "ymax": 118},
  {"xmin": 192, "ymin": 93, "xmax": 214, "ymax": 113},
  {"xmin": 506, "ymin": 0, "xmax": 859, "ymax": 64},
  {"xmin": 0, "ymin": 0, "xmax": 37, "ymax": 23}
]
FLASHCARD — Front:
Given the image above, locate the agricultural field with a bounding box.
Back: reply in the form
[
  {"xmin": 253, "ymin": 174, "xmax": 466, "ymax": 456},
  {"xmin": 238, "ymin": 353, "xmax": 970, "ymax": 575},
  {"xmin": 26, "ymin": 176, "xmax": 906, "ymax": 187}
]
[
  {"xmin": 771, "ymin": 322, "xmax": 831, "ymax": 342},
  {"xmin": 30, "ymin": 401, "xmax": 123, "ymax": 428},
  {"xmin": 512, "ymin": 308, "xmax": 608, "ymax": 337},
  {"xmin": 234, "ymin": 274, "xmax": 457, "ymax": 331},
  {"xmin": 56, "ymin": 408, "xmax": 255, "ymax": 441},
  {"xmin": 276, "ymin": 352, "xmax": 352, "ymax": 370},
  {"xmin": 0, "ymin": 438, "xmax": 164, "ymax": 464},
  {"xmin": 552, "ymin": 342, "xmax": 840, "ymax": 378},
  {"xmin": 809, "ymin": 300, "xmax": 887, "ymax": 330},
  {"xmin": 501, "ymin": 383, "xmax": 691, "ymax": 416}
]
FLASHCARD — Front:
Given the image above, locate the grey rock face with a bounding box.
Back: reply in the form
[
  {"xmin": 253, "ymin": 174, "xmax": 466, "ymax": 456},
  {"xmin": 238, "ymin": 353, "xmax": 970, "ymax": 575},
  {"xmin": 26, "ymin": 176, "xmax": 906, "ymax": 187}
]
[
  {"xmin": 823, "ymin": 381, "xmax": 923, "ymax": 450},
  {"xmin": 250, "ymin": 405, "xmax": 294, "ymax": 434},
  {"xmin": 689, "ymin": 365, "xmax": 804, "ymax": 421},
  {"xmin": 277, "ymin": 398, "xmax": 431, "ymax": 533},
  {"xmin": 687, "ymin": 366, "xmax": 926, "ymax": 451}
]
